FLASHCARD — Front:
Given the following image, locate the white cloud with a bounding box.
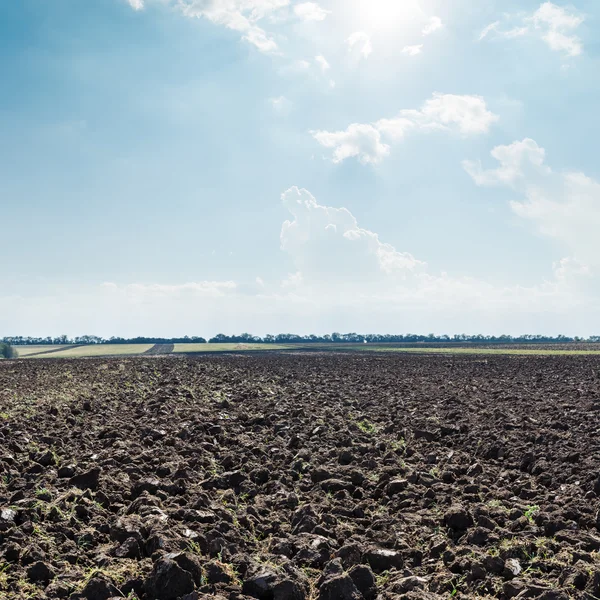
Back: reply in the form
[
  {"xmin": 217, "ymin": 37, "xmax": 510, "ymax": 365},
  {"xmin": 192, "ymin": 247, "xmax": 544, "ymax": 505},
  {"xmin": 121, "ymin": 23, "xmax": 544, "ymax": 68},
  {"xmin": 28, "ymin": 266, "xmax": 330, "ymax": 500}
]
[
  {"xmin": 533, "ymin": 2, "xmax": 584, "ymax": 56},
  {"xmin": 418, "ymin": 93, "xmax": 499, "ymax": 134},
  {"xmin": 402, "ymin": 44, "xmax": 423, "ymax": 56},
  {"xmin": 274, "ymin": 187, "xmax": 600, "ymax": 334},
  {"xmin": 533, "ymin": 2, "xmax": 583, "ymax": 32},
  {"xmin": 312, "ymin": 124, "xmax": 390, "ymax": 165},
  {"xmin": 465, "ymin": 139, "xmax": 600, "ymax": 267},
  {"xmin": 242, "ymin": 28, "xmax": 279, "ymax": 53},
  {"xmin": 315, "ymin": 54, "xmax": 330, "ymax": 72},
  {"xmin": 313, "ymin": 93, "xmax": 498, "ymax": 164},
  {"xmin": 541, "ymin": 29, "xmax": 582, "ymax": 56},
  {"xmin": 293, "ymin": 1, "xmax": 330, "ymax": 21},
  {"xmin": 280, "ymin": 187, "xmax": 425, "ymax": 280},
  {"xmin": 479, "ymin": 21, "xmax": 499, "ymax": 41},
  {"xmin": 480, "ymin": 2, "xmax": 584, "ymax": 57},
  {"xmin": 347, "ymin": 31, "xmax": 372, "ymax": 59},
  {"xmin": 138, "ymin": 0, "xmax": 292, "ymax": 53},
  {"xmin": 422, "ymin": 16, "xmax": 443, "ymax": 35},
  {"xmin": 463, "ymin": 138, "xmax": 548, "ymax": 186}
]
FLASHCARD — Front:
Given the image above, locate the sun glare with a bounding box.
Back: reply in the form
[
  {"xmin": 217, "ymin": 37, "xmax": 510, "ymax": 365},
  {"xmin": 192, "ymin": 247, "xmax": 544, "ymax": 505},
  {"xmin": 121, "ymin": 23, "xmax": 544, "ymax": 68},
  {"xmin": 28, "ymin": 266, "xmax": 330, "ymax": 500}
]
[{"xmin": 356, "ymin": 0, "xmax": 423, "ymax": 31}]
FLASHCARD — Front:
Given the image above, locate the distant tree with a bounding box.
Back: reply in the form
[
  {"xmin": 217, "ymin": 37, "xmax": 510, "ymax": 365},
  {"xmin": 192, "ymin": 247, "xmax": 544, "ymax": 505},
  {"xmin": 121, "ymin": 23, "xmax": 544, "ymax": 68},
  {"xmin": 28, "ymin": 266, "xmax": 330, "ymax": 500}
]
[{"xmin": 0, "ymin": 343, "xmax": 16, "ymax": 359}]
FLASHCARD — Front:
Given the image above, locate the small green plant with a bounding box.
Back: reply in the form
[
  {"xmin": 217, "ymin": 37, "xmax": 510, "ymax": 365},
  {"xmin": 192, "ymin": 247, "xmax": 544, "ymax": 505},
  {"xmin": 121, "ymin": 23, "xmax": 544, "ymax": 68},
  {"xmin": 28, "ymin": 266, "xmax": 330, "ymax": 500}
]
[
  {"xmin": 356, "ymin": 419, "xmax": 377, "ymax": 434},
  {"xmin": 525, "ymin": 505, "xmax": 540, "ymax": 522},
  {"xmin": 186, "ymin": 540, "xmax": 203, "ymax": 556},
  {"xmin": 448, "ymin": 576, "xmax": 465, "ymax": 596},
  {"xmin": 0, "ymin": 563, "xmax": 11, "ymax": 588},
  {"xmin": 77, "ymin": 536, "xmax": 93, "ymax": 549},
  {"xmin": 389, "ymin": 438, "xmax": 406, "ymax": 452},
  {"xmin": 376, "ymin": 571, "xmax": 391, "ymax": 588},
  {"xmin": 429, "ymin": 467, "xmax": 440, "ymax": 478}
]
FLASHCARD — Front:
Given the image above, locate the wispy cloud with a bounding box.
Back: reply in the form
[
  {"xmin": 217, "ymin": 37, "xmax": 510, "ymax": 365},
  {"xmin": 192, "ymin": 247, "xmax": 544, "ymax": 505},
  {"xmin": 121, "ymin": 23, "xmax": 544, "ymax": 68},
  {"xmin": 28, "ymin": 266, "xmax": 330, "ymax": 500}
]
[
  {"xmin": 465, "ymin": 138, "xmax": 600, "ymax": 267},
  {"xmin": 422, "ymin": 16, "xmax": 443, "ymax": 36},
  {"xmin": 347, "ymin": 31, "xmax": 372, "ymax": 59},
  {"xmin": 480, "ymin": 2, "xmax": 584, "ymax": 57},
  {"xmin": 127, "ymin": 0, "xmax": 291, "ymax": 53},
  {"xmin": 402, "ymin": 44, "xmax": 423, "ymax": 56}
]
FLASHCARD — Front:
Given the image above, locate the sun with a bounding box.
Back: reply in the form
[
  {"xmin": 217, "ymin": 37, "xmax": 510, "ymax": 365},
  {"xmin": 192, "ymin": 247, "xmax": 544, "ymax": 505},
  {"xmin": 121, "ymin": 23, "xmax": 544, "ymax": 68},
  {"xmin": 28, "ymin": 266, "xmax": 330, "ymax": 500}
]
[{"xmin": 355, "ymin": 0, "xmax": 423, "ymax": 32}]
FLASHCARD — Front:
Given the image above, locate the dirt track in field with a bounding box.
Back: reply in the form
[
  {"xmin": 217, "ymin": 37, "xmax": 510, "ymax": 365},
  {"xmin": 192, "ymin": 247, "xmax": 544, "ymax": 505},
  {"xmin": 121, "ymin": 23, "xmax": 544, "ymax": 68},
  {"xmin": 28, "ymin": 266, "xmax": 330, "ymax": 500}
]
[
  {"xmin": 20, "ymin": 345, "xmax": 85, "ymax": 358},
  {"xmin": 144, "ymin": 344, "xmax": 175, "ymax": 355},
  {"xmin": 1, "ymin": 353, "xmax": 600, "ymax": 600}
]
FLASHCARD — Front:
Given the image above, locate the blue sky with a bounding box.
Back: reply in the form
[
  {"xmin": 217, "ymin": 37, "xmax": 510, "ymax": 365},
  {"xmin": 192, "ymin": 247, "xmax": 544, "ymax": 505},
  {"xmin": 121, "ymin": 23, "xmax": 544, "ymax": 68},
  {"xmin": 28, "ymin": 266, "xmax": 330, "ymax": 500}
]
[{"xmin": 1, "ymin": 0, "xmax": 599, "ymax": 336}]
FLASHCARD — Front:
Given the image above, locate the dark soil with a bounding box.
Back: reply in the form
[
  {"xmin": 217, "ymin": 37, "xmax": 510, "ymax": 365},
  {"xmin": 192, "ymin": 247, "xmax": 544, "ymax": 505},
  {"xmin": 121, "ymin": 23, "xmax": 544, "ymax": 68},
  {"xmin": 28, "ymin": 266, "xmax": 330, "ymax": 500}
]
[{"xmin": 1, "ymin": 353, "xmax": 600, "ymax": 600}]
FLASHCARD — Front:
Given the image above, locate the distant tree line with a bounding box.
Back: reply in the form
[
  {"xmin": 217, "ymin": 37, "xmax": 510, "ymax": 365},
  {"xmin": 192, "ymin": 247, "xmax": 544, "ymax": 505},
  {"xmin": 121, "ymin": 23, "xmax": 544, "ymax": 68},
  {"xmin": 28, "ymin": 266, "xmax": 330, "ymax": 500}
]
[
  {"xmin": 3, "ymin": 333, "xmax": 600, "ymax": 346},
  {"xmin": 1, "ymin": 336, "xmax": 207, "ymax": 346},
  {"xmin": 208, "ymin": 333, "xmax": 600, "ymax": 344}
]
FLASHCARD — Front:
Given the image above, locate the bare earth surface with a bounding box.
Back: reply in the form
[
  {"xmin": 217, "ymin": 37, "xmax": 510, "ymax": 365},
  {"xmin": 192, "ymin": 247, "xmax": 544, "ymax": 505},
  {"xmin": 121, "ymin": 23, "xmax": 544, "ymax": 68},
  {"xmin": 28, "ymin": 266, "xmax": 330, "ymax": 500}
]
[{"xmin": 1, "ymin": 353, "xmax": 600, "ymax": 600}]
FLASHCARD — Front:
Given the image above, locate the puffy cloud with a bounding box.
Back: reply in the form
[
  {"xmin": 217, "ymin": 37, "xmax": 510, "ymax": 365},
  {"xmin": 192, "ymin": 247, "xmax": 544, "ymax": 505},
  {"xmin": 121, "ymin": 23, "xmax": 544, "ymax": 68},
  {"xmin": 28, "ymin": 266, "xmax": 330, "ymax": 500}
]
[
  {"xmin": 463, "ymin": 138, "xmax": 549, "ymax": 186},
  {"xmin": 312, "ymin": 124, "xmax": 389, "ymax": 165},
  {"xmin": 280, "ymin": 187, "xmax": 424, "ymax": 280},
  {"xmin": 422, "ymin": 16, "xmax": 443, "ymax": 35},
  {"xmin": 347, "ymin": 32, "xmax": 372, "ymax": 59},
  {"xmin": 313, "ymin": 93, "xmax": 498, "ymax": 164},
  {"xmin": 480, "ymin": 2, "xmax": 584, "ymax": 57},
  {"xmin": 293, "ymin": 2, "xmax": 330, "ymax": 21},
  {"xmin": 127, "ymin": 0, "xmax": 145, "ymax": 10},
  {"xmin": 417, "ymin": 93, "xmax": 499, "ymax": 135},
  {"xmin": 402, "ymin": 45, "xmax": 423, "ymax": 56},
  {"xmin": 465, "ymin": 139, "xmax": 600, "ymax": 266}
]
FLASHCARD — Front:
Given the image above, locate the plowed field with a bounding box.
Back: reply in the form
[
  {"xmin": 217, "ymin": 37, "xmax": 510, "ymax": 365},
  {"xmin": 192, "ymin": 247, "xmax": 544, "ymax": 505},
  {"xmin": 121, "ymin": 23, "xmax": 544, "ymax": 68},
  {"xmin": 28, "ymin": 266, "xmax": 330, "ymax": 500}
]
[{"xmin": 1, "ymin": 354, "xmax": 600, "ymax": 599}]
